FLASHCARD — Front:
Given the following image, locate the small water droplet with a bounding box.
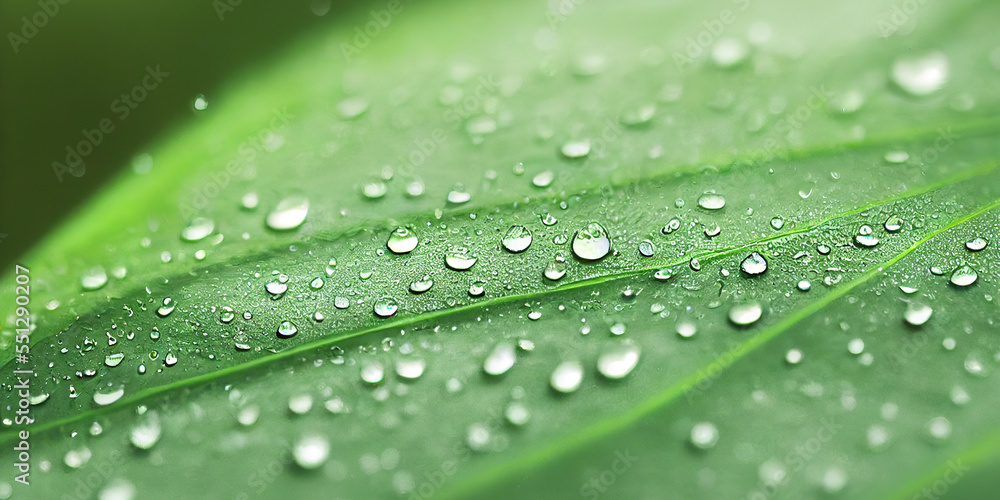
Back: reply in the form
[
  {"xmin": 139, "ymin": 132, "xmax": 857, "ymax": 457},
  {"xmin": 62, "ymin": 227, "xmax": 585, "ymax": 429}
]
[
  {"xmin": 505, "ymin": 402, "xmax": 531, "ymax": 426},
  {"xmin": 63, "ymin": 447, "xmax": 92, "ymax": 469},
  {"xmin": 81, "ymin": 267, "xmax": 108, "ymax": 291},
  {"xmin": 104, "ymin": 353, "xmax": 125, "ymax": 367},
  {"xmin": 847, "ymin": 338, "xmax": 865, "ymax": 355},
  {"xmin": 711, "ymin": 38, "xmax": 749, "ymax": 68},
  {"xmin": 797, "ymin": 280, "xmax": 811, "ymax": 292},
  {"xmin": 93, "ymin": 387, "xmax": 125, "ymax": 406},
  {"xmin": 337, "ymin": 96, "xmax": 369, "ymax": 119},
  {"xmin": 661, "ymin": 217, "xmax": 681, "ymax": 234},
  {"xmin": 293, "ymin": 434, "xmax": 330, "ymax": 470},
  {"xmin": 129, "ymin": 412, "xmax": 161, "ymax": 450},
  {"xmin": 965, "ymin": 237, "xmax": 988, "ymax": 252},
  {"xmin": 610, "ymin": 322, "xmax": 627, "ymax": 336},
  {"xmin": 445, "ymin": 247, "xmax": 478, "ymax": 270},
  {"xmin": 653, "ymin": 268, "xmax": 675, "ymax": 281},
  {"xmin": 544, "ymin": 260, "xmax": 567, "ymax": 281},
  {"xmin": 949, "ymin": 264, "xmax": 978, "ymax": 287},
  {"xmin": 561, "ymin": 140, "xmax": 591, "ymax": 158},
  {"xmin": 638, "ymin": 239, "xmax": 655, "ymax": 257},
  {"xmin": 903, "ymin": 303, "xmax": 933, "ymax": 326},
  {"xmin": 277, "ymin": 320, "xmax": 298, "ymax": 338},
  {"xmin": 884, "ymin": 151, "xmax": 910, "ymax": 164},
  {"xmin": 785, "ymin": 349, "xmax": 804, "ymax": 365},
  {"xmin": 690, "ymin": 422, "xmax": 719, "ymax": 450},
  {"xmin": 676, "ymin": 321, "xmax": 697, "ymax": 338},
  {"xmin": 447, "ymin": 186, "xmax": 472, "ymax": 204},
  {"xmin": 155, "ymin": 297, "xmax": 176, "ymax": 317},
  {"xmin": 409, "ymin": 276, "xmax": 434, "ymax": 294},
  {"xmin": 469, "ymin": 281, "xmax": 486, "ymax": 297},
  {"xmin": 891, "ymin": 51, "xmax": 949, "ymax": 96},
  {"xmin": 532, "ymin": 171, "xmax": 555, "ymax": 188},
  {"xmin": 769, "ymin": 217, "xmax": 784, "ymax": 230},
  {"xmin": 926, "ymin": 416, "xmax": 952, "ymax": 441}
]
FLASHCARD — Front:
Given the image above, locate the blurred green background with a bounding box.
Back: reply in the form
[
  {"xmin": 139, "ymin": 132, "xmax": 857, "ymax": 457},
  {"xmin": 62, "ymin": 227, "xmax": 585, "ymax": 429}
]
[{"xmin": 0, "ymin": 0, "xmax": 363, "ymax": 268}]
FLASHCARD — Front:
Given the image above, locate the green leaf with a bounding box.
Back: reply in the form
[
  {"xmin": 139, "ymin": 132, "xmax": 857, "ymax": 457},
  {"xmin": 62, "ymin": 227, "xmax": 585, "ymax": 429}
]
[{"xmin": 3, "ymin": 0, "xmax": 999, "ymax": 498}]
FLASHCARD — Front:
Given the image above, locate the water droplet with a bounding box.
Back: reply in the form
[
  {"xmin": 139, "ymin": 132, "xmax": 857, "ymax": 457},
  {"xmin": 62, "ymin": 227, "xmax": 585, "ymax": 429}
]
[
  {"xmin": 891, "ymin": 51, "xmax": 949, "ymax": 96},
  {"xmin": 704, "ymin": 225, "xmax": 721, "ymax": 238},
  {"xmin": 337, "ymin": 96, "xmax": 369, "ymax": 119},
  {"xmin": 903, "ymin": 303, "xmax": 933, "ymax": 326},
  {"xmin": 277, "ymin": 320, "xmax": 298, "ymax": 338},
  {"xmin": 822, "ymin": 467, "xmax": 848, "ymax": 494},
  {"xmin": 711, "ymin": 38, "xmax": 749, "ymax": 68},
  {"xmin": 129, "ymin": 412, "xmax": 161, "ymax": 450},
  {"xmin": 395, "ymin": 358, "xmax": 426, "ymax": 380},
  {"xmin": 847, "ymin": 338, "xmax": 865, "ymax": 355},
  {"xmin": 620, "ymin": 103, "xmax": 656, "ymax": 126},
  {"xmin": 610, "ymin": 322, "xmax": 627, "ymax": 336},
  {"xmin": 965, "ymin": 237, "xmax": 988, "ymax": 252},
  {"xmin": 949, "ymin": 264, "xmax": 978, "ymax": 287},
  {"xmin": 93, "ymin": 387, "xmax": 125, "ymax": 406},
  {"xmin": 661, "ymin": 217, "xmax": 681, "ymax": 234},
  {"xmin": 561, "ymin": 140, "xmax": 591, "ymax": 158},
  {"xmin": 689, "ymin": 258, "xmax": 702, "ymax": 271},
  {"xmin": 447, "ymin": 187, "xmax": 472, "ymax": 204},
  {"xmin": 163, "ymin": 352, "xmax": 178, "ymax": 366},
  {"xmin": 81, "ymin": 267, "xmax": 108, "ymax": 291},
  {"xmin": 828, "ymin": 89, "xmax": 865, "ymax": 114},
  {"xmin": 884, "ymin": 151, "xmax": 910, "ymax": 164},
  {"xmin": 334, "ymin": 296, "xmax": 350, "ymax": 309},
  {"xmin": 571, "ymin": 222, "xmax": 611, "ymax": 260},
  {"xmin": 729, "ymin": 302, "xmax": 762, "ymax": 326},
  {"xmin": 362, "ymin": 180, "xmax": 388, "ymax": 199},
  {"xmin": 638, "ymin": 240, "xmax": 655, "ymax": 257},
  {"xmin": 597, "ymin": 342, "xmax": 641, "ymax": 379},
  {"xmin": 740, "ymin": 252, "xmax": 768, "ymax": 275},
  {"xmin": 387, "ymin": 227, "xmax": 419, "ymax": 254},
  {"xmin": 374, "ymin": 297, "xmax": 399, "ymax": 317},
  {"xmin": 445, "ymin": 247, "xmax": 477, "ymax": 270},
  {"xmin": 769, "ymin": 217, "xmax": 784, "ymax": 230},
  {"xmin": 241, "ymin": 191, "xmax": 259, "ymax": 210},
  {"xmin": 927, "ymin": 416, "xmax": 952, "ymax": 441},
  {"xmin": 653, "ymin": 268, "xmax": 674, "ymax": 281},
  {"xmin": 409, "ymin": 276, "xmax": 433, "ymax": 294},
  {"xmin": 265, "ymin": 194, "xmax": 309, "ymax": 230},
  {"xmin": 884, "ymin": 216, "xmax": 903, "ymax": 232},
  {"xmin": 817, "ymin": 244, "xmax": 831, "ymax": 255},
  {"xmin": 532, "ymin": 171, "xmax": 555, "ymax": 188},
  {"xmin": 324, "ymin": 397, "xmax": 347, "ymax": 414},
  {"xmin": 237, "ymin": 405, "xmax": 260, "ymax": 426},
  {"xmin": 550, "ymin": 360, "xmax": 584, "ymax": 394},
  {"xmin": 181, "ymin": 217, "xmax": 215, "ymax": 242},
  {"xmin": 484, "ymin": 344, "xmax": 516, "ymax": 376},
  {"xmin": 501, "ymin": 225, "xmax": 533, "ymax": 253},
  {"xmin": 690, "ymin": 422, "xmax": 719, "ymax": 450},
  {"xmin": 697, "ymin": 193, "xmax": 726, "ymax": 210},
  {"xmin": 155, "ymin": 297, "xmax": 176, "ymax": 317},
  {"xmin": 360, "ymin": 360, "xmax": 385, "ymax": 384},
  {"xmin": 505, "ymin": 402, "xmax": 531, "ymax": 426},
  {"xmin": 544, "ymin": 260, "xmax": 567, "ymax": 281},
  {"xmin": 466, "ymin": 423, "xmax": 491, "ymax": 452},
  {"xmin": 293, "ymin": 434, "xmax": 330, "ymax": 469},
  {"xmin": 797, "ymin": 280, "xmax": 811, "ymax": 292},
  {"xmin": 406, "ymin": 180, "xmax": 425, "ymax": 197},
  {"xmin": 950, "ymin": 386, "xmax": 970, "ymax": 406},
  {"xmin": 855, "ymin": 225, "xmax": 880, "ymax": 247},
  {"xmin": 676, "ymin": 321, "xmax": 697, "ymax": 338},
  {"xmin": 104, "ymin": 353, "xmax": 125, "ymax": 367},
  {"xmin": 64, "ymin": 447, "xmax": 92, "ymax": 469},
  {"xmin": 785, "ymin": 349, "xmax": 804, "ymax": 365}
]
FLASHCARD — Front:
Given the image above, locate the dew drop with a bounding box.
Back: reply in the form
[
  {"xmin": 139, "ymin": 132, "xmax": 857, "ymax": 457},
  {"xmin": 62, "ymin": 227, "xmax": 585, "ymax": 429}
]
[
  {"xmin": 293, "ymin": 434, "xmax": 330, "ymax": 469},
  {"xmin": 926, "ymin": 416, "xmax": 952, "ymax": 441},
  {"xmin": 81, "ymin": 267, "xmax": 108, "ymax": 291},
  {"xmin": 653, "ymin": 268, "xmax": 675, "ymax": 281},
  {"xmin": 484, "ymin": 344, "xmax": 516, "ymax": 376},
  {"xmin": 740, "ymin": 252, "xmax": 768, "ymax": 276},
  {"xmin": 965, "ymin": 237, "xmax": 988, "ymax": 252},
  {"xmin": 374, "ymin": 297, "xmax": 399, "ymax": 318},
  {"xmin": 855, "ymin": 225, "xmax": 879, "ymax": 247},
  {"xmin": 237, "ymin": 405, "xmax": 260, "ymax": 426},
  {"xmin": 93, "ymin": 387, "xmax": 125, "ymax": 406},
  {"xmin": 277, "ymin": 320, "xmax": 298, "ymax": 338},
  {"xmin": 769, "ymin": 217, "xmax": 784, "ymax": 230},
  {"xmin": 891, "ymin": 51, "xmax": 949, "ymax": 96},
  {"xmin": 661, "ymin": 217, "xmax": 681, "ymax": 234},
  {"xmin": 64, "ymin": 447, "xmax": 92, "ymax": 469},
  {"xmin": 469, "ymin": 281, "xmax": 486, "ymax": 297},
  {"xmin": 690, "ymin": 422, "xmax": 719, "ymax": 450},
  {"xmin": 884, "ymin": 151, "xmax": 910, "ymax": 164},
  {"xmin": 949, "ymin": 264, "xmax": 978, "ymax": 287},
  {"xmin": 884, "ymin": 216, "xmax": 903, "ymax": 233},
  {"xmin": 265, "ymin": 194, "xmax": 309, "ymax": 231},
  {"xmin": 155, "ymin": 297, "xmax": 176, "ymax": 317},
  {"xmin": 532, "ymin": 170, "xmax": 555, "ymax": 188},
  {"xmin": 181, "ymin": 217, "xmax": 215, "ymax": 242},
  {"xmin": 797, "ymin": 280, "xmax": 811, "ymax": 292},
  {"xmin": 104, "ymin": 353, "xmax": 125, "ymax": 367},
  {"xmin": 445, "ymin": 247, "xmax": 477, "ymax": 270},
  {"xmin": 597, "ymin": 342, "xmax": 641, "ymax": 379},
  {"xmin": 447, "ymin": 187, "xmax": 472, "ymax": 204},
  {"xmin": 129, "ymin": 412, "xmax": 161, "ymax": 450},
  {"xmin": 785, "ymin": 349, "xmax": 804, "ymax": 365},
  {"xmin": 903, "ymin": 303, "xmax": 933, "ymax": 326},
  {"xmin": 544, "ymin": 261, "xmax": 567, "ymax": 281},
  {"xmin": 561, "ymin": 141, "xmax": 591, "ymax": 158},
  {"xmin": 848, "ymin": 338, "xmax": 865, "ymax": 355},
  {"xmin": 571, "ymin": 222, "xmax": 611, "ymax": 260},
  {"xmin": 501, "ymin": 225, "xmax": 533, "ymax": 253},
  {"xmin": 337, "ymin": 96, "xmax": 369, "ymax": 119},
  {"xmin": 697, "ymin": 193, "xmax": 726, "ymax": 210},
  {"xmin": 729, "ymin": 302, "xmax": 762, "ymax": 326},
  {"xmin": 387, "ymin": 227, "xmax": 419, "ymax": 254},
  {"xmin": 395, "ymin": 358, "xmax": 426, "ymax": 380},
  {"xmin": 550, "ymin": 360, "xmax": 584, "ymax": 394},
  {"xmin": 638, "ymin": 239, "xmax": 655, "ymax": 257},
  {"xmin": 361, "ymin": 360, "xmax": 385, "ymax": 384},
  {"xmin": 409, "ymin": 276, "xmax": 434, "ymax": 294},
  {"xmin": 676, "ymin": 321, "xmax": 697, "ymax": 338},
  {"xmin": 711, "ymin": 38, "xmax": 749, "ymax": 68},
  {"xmin": 505, "ymin": 402, "xmax": 531, "ymax": 426}
]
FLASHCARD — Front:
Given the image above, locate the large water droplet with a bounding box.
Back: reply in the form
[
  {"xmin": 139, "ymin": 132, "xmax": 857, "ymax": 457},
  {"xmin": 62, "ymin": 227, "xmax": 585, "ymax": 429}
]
[
  {"xmin": 532, "ymin": 170, "xmax": 555, "ymax": 188},
  {"xmin": 81, "ymin": 266, "xmax": 108, "ymax": 291},
  {"xmin": 155, "ymin": 297, "xmax": 176, "ymax": 317},
  {"xmin": 277, "ymin": 320, "xmax": 298, "ymax": 338},
  {"xmin": 180, "ymin": 217, "xmax": 215, "ymax": 242},
  {"xmin": 965, "ymin": 237, "xmax": 988, "ymax": 252},
  {"xmin": 543, "ymin": 261, "xmax": 567, "ymax": 281},
  {"xmin": 891, "ymin": 51, "xmax": 949, "ymax": 96},
  {"xmin": 729, "ymin": 302, "xmax": 762, "ymax": 326},
  {"xmin": 561, "ymin": 141, "xmax": 591, "ymax": 159},
  {"xmin": 445, "ymin": 247, "xmax": 477, "ymax": 270},
  {"xmin": 293, "ymin": 434, "xmax": 330, "ymax": 469},
  {"xmin": 374, "ymin": 297, "xmax": 399, "ymax": 317},
  {"xmin": 505, "ymin": 402, "xmax": 531, "ymax": 426},
  {"xmin": 501, "ymin": 225, "xmax": 533, "ymax": 253},
  {"xmin": 855, "ymin": 225, "xmax": 879, "ymax": 247},
  {"xmin": 949, "ymin": 265, "xmax": 978, "ymax": 287},
  {"xmin": 265, "ymin": 194, "xmax": 309, "ymax": 230},
  {"xmin": 884, "ymin": 216, "xmax": 903, "ymax": 233},
  {"xmin": 387, "ymin": 227, "xmax": 419, "ymax": 254},
  {"xmin": 571, "ymin": 222, "xmax": 611, "ymax": 260},
  {"xmin": 409, "ymin": 276, "xmax": 434, "ymax": 294},
  {"xmin": 129, "ymin": 412, "xmax": 161, "ymax": 450},
  {"xmin": 337, "ymin": 96, "xmax": 369, "ymax": 119},
  {"xmin": 93, "ymin": 387, "xmax": 125, "ymax": 406},
  {"xmin": 597, "ymin": 342, "xmax": 641, "ymax": 379},
  {"xmin": 395, "ymin": 358, "xmax": 426, "ymax": 380},
  {"xmin": 690, "ymin": 422, "xmax": 719, "ymax": 450},
  {"xmin": 550, "ymin": 360, "xmax": 584, "ymax": 393},
  {"xmin": 361, "ymin": 360, "xmax": 385, "ymax": 384},
  {"xmin": 484, "ymin": 344, "xmax": 516, "ymax": 376},
  {"xmin": 104, "ymin": 353, "xmax": 125, "ymax": 367},
  {"xmin": 740, "ymin": 252, "xmax": 768, "ymax": 276},
  {"xmin": 697, "ymin": 193, "xmax": 726, "ymax": 210},
  {"xmin": 64, "ymin": 447, "xmax": 92, "ymax": 469},
  {"xmin": 903, "ymin": 303, "xmax": 933, "ymax": 326}
]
